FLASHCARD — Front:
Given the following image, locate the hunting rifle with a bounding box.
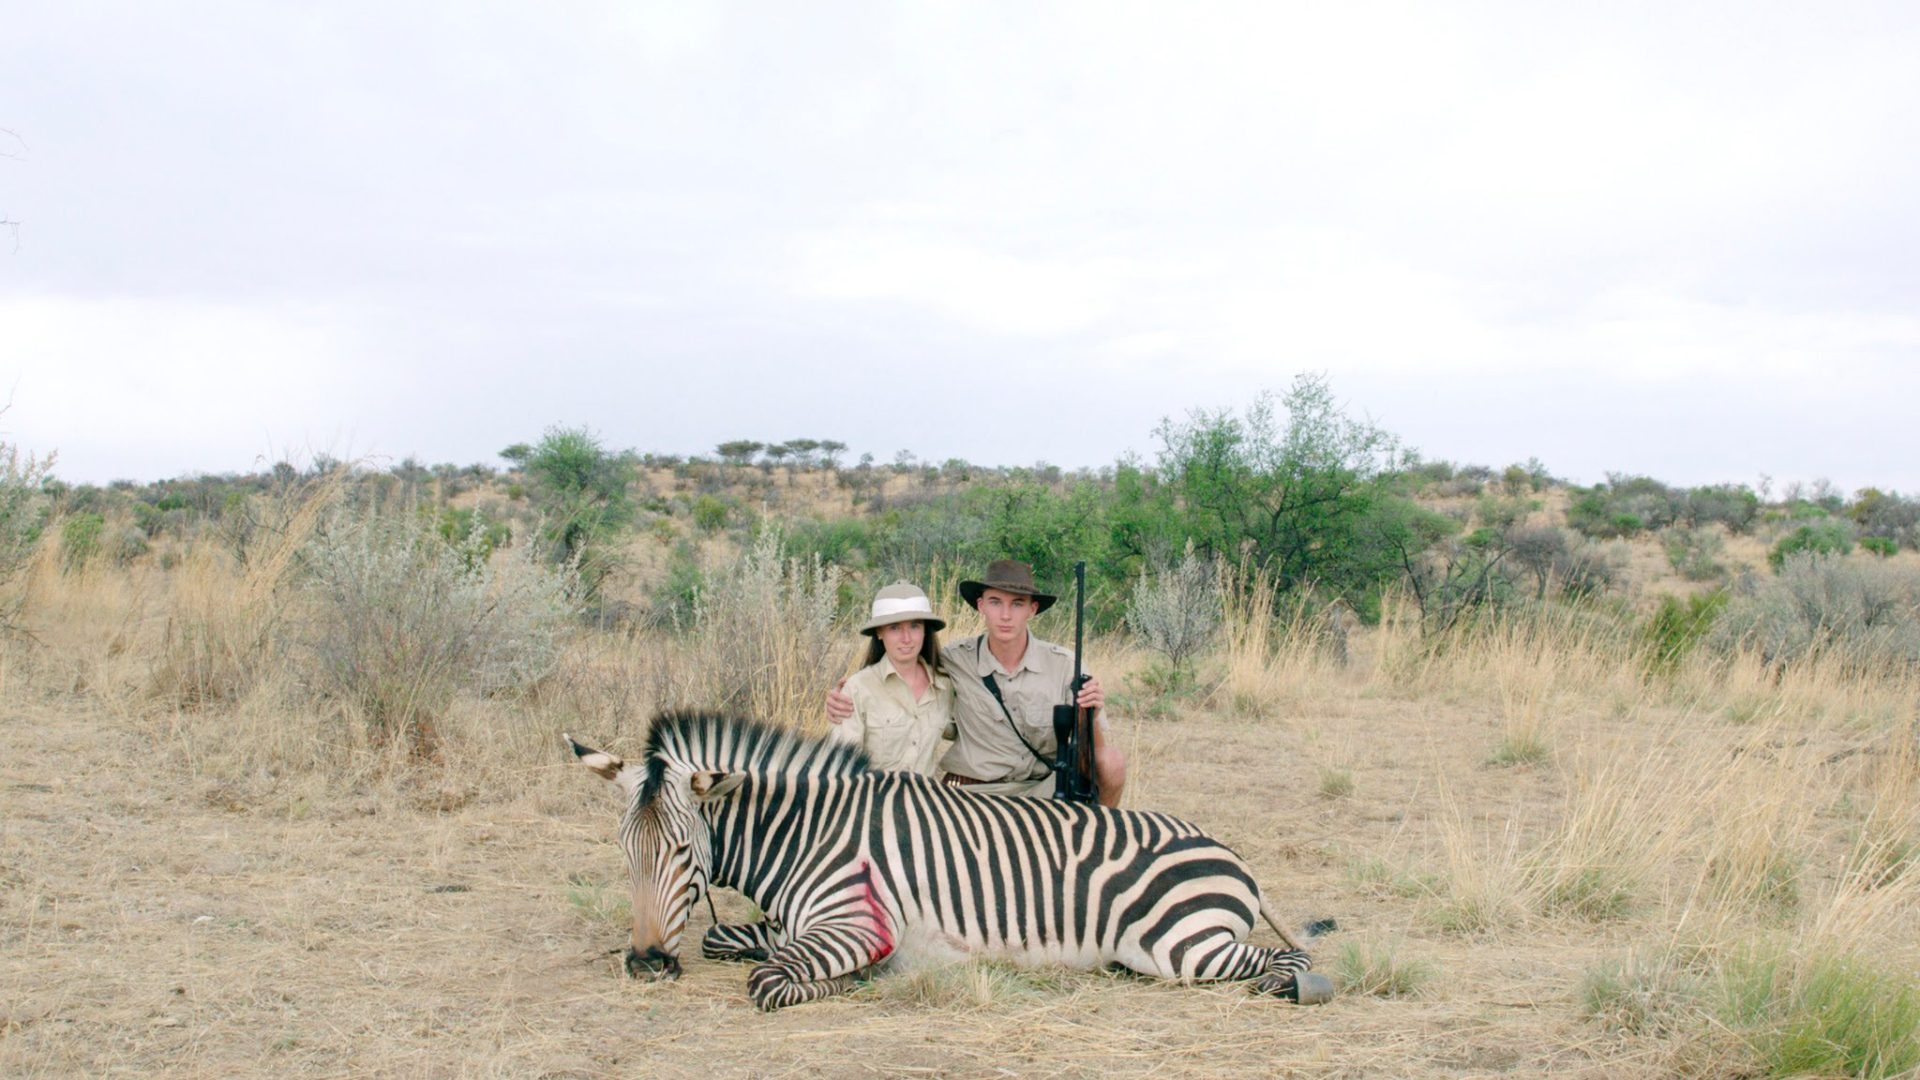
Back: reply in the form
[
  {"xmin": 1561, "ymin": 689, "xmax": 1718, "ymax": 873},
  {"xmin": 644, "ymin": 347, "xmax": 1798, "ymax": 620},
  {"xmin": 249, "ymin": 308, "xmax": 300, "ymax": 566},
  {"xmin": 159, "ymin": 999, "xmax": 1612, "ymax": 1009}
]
[{"xmin": 1051, "ymin": 561, "xmax": 1099, "ymax": 804}]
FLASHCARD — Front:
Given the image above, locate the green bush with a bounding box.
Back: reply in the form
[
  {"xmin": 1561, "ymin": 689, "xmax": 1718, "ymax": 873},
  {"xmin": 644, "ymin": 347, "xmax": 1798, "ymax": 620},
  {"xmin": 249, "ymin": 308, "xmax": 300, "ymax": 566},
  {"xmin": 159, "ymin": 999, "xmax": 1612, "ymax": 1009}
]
[
  {"xmin": 60, "ymin": 512, "xmax": 105, "ymax": 572},
  {"xmin": 1769, "ymin": 520, "xmax": 1854, "ymax": 572},
  {"xmin": 1567, "ymin": 475, "xmax": 1681, "ymax": 538},
  {"xmin": 1662, "ymin": 526, "xmax": 1727, "ymax": 582},
  {"xmin": 647, "ymin": 540, "xmax": 705, "ymax": 629},
  {"xmin": 1861, "ymin": 536, "xmax": 1897, "ymax": 558},
  {"xmin": 1642, "ymin": 591, "xmax": 1727, "ymax": 672},
  {"xmin": 1684, "ymin": 483, "xmax": 1761, "ymax": 533},
  {"xmin": 0, "ymin": 439, "xmax": 53, "ymax": 625},
  {"xmin": 1152, "ymin": 373, "xmax": 1405, "ymax": 608},
  {"xmin": 692, "ymin": 494, "xmax": 729, "ymax": 532},
  {"xmin": 436, "ymin": 508, "xmax": 511, "ymax": 568},
  {"xmin": 133, "ymin": 501, "xmax": 165, "ymax": 537},
  {"xmin": 779, "ymin": 518, "xmax": 879, "ymax": 568},
  {"xmin": 1850, "ymin": 489, "xmax": 1920, "ymax": 551},
  {"xmin": 520, "ymin": 425, "xmax": 636, "ymax": 587}
]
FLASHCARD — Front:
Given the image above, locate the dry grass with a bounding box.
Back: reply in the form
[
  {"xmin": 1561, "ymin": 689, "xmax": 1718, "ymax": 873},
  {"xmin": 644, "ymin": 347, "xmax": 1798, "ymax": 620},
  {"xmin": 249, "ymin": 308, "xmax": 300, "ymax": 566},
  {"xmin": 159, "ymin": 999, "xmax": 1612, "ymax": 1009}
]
[
  {"xmin": 4, "ymin": 535, "xmax": 1918, "ymax": 1079},
  {"xmin": 1211, "ymin": 557, "xmax": 1349, "ymax": 719}
]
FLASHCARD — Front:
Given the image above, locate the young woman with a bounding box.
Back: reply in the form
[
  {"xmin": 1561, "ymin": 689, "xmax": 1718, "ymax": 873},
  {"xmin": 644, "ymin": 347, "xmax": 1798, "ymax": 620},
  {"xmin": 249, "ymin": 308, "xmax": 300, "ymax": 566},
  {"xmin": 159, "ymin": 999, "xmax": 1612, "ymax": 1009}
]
[{"xmin": 827, "ymin": 581, "xmax": 956, "ymax": 775}]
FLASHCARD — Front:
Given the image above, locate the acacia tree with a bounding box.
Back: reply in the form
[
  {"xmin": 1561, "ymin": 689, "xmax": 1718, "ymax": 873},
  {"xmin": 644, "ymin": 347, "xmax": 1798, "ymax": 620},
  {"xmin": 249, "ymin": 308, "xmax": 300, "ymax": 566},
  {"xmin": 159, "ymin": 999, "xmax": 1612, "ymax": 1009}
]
[
  {"xmin": 716, "ymin": 440, "xmax": 763, "ymax": 468},
  {"xmin": 1154, "ymin": 373, "xmax": 1403, "ymax": 603},
  {"xmin": 783, "ymin": 439, "xmax": 822, "ymax": 468}
]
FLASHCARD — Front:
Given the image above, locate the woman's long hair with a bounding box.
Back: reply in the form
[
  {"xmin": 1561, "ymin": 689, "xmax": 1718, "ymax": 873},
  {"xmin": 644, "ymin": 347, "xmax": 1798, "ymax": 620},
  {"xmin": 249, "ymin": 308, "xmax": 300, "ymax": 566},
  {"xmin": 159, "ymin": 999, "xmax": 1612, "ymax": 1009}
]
[{"xmin": 864, "ymin": 622, "xmax": 944, "ymax": 675}]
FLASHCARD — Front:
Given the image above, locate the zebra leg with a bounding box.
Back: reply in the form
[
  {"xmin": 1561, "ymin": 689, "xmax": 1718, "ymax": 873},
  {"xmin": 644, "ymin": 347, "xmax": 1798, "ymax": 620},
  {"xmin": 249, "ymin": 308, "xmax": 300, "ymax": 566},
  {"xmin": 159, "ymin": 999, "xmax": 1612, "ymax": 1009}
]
[
  {"xmin": 745, "ymin": 920, "xmax": 895, "ymax": 1012},
  {"xmin": 1249, "ymin": 947, "xmax": 1316, "ymax": 999},
  {"xmin": 702, "ymin": 921, "xmax": 778, "ymax": 963},
  {"xmin": 1136, "ymin": 929, "xmax": 1320, "ymax": 1000}
]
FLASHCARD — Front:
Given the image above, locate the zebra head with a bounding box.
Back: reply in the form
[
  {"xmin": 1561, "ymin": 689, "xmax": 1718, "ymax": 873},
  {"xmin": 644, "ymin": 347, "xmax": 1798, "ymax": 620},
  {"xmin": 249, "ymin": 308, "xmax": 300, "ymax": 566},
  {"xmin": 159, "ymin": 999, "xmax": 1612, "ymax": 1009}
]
[{"xmin": 567, "ymin": 732, "xmax": 743, "ymax": 980}]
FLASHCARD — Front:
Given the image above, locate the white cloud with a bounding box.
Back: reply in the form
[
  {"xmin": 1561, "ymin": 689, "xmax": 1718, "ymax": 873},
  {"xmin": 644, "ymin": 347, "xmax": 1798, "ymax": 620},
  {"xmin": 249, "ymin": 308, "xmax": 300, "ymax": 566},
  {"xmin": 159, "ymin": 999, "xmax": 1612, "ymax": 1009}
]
[
  {"xmin": 791, "ymin": 231, "xmax": 1151, "ymax": 338},
  {"xmin": 1, "ymin": 294, "xmax": 380, "ymax": 478}
]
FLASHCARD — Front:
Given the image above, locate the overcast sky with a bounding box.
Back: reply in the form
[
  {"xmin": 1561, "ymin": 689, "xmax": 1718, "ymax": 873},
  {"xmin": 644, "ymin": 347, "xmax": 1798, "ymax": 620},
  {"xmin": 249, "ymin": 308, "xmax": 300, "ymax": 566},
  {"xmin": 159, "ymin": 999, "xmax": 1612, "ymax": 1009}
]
[{"xmin": 4, "ymin": 2, "xmax": 1917, "ymax": 492}]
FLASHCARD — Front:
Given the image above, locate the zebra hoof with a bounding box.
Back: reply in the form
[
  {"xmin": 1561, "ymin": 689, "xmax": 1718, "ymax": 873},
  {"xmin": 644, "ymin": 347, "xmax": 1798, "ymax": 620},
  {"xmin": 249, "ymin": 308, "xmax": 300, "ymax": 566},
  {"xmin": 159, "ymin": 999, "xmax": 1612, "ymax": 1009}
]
[{"xmin": 1292, "ymin": 971, "xmax": 1335, "ymax": 1005}]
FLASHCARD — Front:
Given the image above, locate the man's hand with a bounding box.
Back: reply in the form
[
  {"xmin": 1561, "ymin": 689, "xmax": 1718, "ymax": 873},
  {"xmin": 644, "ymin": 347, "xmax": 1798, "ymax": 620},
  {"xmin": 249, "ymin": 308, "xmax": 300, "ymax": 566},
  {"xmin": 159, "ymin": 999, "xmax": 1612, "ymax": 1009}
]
[
  {"xmin": 826, "ymin": 678, "xmax": 852, "ymax": 723},
  {"xmin": 1076, "ymin": 676, "xmax": 1104, "ymax": 714}
]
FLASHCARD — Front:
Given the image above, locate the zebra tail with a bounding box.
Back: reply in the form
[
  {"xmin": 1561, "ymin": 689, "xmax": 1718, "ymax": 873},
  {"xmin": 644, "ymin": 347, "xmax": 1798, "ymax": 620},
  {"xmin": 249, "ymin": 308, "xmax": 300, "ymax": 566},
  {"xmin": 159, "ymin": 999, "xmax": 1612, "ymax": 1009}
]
[
  {"xmin": 1258, "ymin": 898, "xmax": 1306, "ymax": 951},
  {"xmin": 1260, "ymin": 899, "xmax": 1338, "ymax": 953}
]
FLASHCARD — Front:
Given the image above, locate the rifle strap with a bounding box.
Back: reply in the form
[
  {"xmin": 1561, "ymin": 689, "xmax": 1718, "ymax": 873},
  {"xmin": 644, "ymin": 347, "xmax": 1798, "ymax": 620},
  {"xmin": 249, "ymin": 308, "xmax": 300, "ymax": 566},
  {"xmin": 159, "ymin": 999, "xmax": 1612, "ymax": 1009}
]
[{"xmin": 979, "ymin": 636, "xmax": 1053, "ymax": 772}]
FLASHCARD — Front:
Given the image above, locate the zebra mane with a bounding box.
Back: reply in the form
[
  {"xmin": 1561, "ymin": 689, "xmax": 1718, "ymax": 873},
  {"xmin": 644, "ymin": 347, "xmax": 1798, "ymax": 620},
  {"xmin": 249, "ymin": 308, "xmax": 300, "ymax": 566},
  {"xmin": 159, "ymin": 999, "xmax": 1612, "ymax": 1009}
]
[{"xmin": 636, "ymin": 711, "xmax": 872, "ymax": 808}]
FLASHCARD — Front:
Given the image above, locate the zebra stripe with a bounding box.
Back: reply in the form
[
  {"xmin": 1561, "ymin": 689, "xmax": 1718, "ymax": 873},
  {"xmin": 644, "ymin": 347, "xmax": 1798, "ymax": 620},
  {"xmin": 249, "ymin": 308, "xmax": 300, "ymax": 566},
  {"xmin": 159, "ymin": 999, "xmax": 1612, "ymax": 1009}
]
[{"xmin": 576, "ymin": 713, "xmax": 1313, "ymax": 1010}]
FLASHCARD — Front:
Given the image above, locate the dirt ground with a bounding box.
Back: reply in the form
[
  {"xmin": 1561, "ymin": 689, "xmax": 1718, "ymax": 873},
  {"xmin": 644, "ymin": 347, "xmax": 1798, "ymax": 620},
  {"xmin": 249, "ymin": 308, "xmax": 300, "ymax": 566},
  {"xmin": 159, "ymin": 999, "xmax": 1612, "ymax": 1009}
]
[{"xmin": 2, "ymin": 640, "xmax": 1746, "ymax": 1080}]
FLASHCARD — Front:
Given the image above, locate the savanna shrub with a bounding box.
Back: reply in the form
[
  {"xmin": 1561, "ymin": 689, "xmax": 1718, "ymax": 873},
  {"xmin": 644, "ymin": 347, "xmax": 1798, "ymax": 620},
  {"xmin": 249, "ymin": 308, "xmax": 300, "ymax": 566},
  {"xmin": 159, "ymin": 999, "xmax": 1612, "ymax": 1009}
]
[
  {"xmin": 301, "ymin": 511, "xmax": 578, "ymax": 756},
  {"xmin": 646, "ymin": 540, "xmax": 705, "ymax": 629},
  {"xmin": 1125, "ymin": 544, "xmax": 1219, "ymax": 677},
  {"xmin": 1662, "ymin": 526, "xmax": 1727, "ymax": 582},
  {"xmin": 0, "ymin": 439, "xmax": 53, "ymax": 624},
  {"xmin": 783, "ymin": 516, "xmax": 875, "ymax": 568},
  {"xmin": 1709, "ymin": 553, "xmax": 1920, "ymax": 670},
  {"xmin": 1568, "ymin": 476, "xmax": 1681, "ymax": 538},
  {"xmin": 692, "ymin": 494, "xmax": 729, "ymax": 532},
  {"xmin": 1643, "ymin": 590, "xmax": 1727, "ymax": 671},
  {"xmin": 109, "ymin": 525, "xmax": 150, "ymax": 566},
  {"xmin": 1684, "ymin": 483, "xmax": 1761, "ymax": 533},
  {"xmin": 437, "ymin": 507, "xmax": 511, "ymax": 567},
  {"xmin": 1505, "ymin": 523, "xmax": 1569, "ymax": 600},
  {"xmin": 133, "ymin": 500, "xmax": 166, "ymax": 537},
  {"xmin": 1556, "ymin": 538, "xmax": 1630, "ymax": 599},
  {"xmin": 1769, "ymin": 520, "xmax": 1854, "ymax": 572},
  {"xmin": 1850, "ymin": 488, "xmax": 1920, "ymax": 551},
  {"xmin": 1861, "ymin": 536, "xmax": 1897, "ymax": 558},
  {"xmin": 1474, "ymin": 494, "xmax": 1536, "ymax": 531},
  {"xmin": 1567, "ymin": 488, "xmax": 1625, "ymax": 538},
  {"xmin": 60, "ymin": 512, "xmax": 105, "ymax": 572},
  {"xmin": 686, "ymin": 528, "xmax": 845, "ymax": 727}
]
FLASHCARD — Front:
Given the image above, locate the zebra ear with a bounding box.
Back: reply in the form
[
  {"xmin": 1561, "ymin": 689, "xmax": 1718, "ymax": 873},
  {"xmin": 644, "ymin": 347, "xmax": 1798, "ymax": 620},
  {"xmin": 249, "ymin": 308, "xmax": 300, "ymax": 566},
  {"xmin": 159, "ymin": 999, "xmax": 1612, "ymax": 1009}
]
[
  {"xmin": 689, "ymin": 771, "xmax": 746, "ymax": 802},
  {"xmin": 567, "ymin": 734, "xmax": 643, "ymax": 799}
]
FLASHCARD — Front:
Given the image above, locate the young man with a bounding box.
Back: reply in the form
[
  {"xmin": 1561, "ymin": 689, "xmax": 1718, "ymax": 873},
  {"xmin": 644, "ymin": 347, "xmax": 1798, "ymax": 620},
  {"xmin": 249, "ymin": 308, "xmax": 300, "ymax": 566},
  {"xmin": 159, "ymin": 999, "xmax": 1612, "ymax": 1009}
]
[{"xmin": 827, "ymin": 560, "xmax": 1127, "ymax": 806}]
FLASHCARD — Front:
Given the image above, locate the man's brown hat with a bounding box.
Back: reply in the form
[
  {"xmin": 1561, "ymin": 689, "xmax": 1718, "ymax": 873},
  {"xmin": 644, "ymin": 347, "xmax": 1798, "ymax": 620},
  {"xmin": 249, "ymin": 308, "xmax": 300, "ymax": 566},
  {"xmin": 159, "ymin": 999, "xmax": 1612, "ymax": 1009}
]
[{"xmin": 959, "ymin": 560, "xmax": 1057, "ymax": 613}]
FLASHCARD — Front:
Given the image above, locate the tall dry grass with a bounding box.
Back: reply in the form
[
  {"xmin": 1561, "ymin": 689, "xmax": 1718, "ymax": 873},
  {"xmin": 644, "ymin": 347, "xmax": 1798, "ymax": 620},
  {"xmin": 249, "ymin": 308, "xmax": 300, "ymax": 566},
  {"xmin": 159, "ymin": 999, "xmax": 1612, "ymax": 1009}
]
[
  {"xmin": 148, "ymin": 472, "xmax": 345, "ymax": 709},
  {"xmin": 1210, "ymin": 556, "xmax": 1348, "ymax": 718},
  {"xmin": 687, "ymin": 528, "xmax": 849, "ymax": 731}
]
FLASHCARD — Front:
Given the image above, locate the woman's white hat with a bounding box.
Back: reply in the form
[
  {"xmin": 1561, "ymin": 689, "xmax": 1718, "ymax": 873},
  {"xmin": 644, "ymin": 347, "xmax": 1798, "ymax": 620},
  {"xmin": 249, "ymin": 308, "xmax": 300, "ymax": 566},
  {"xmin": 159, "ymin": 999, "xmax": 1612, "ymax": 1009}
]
[{"xmin": 858, "ymin": 581, "xmax": 947, "ymax": 636}]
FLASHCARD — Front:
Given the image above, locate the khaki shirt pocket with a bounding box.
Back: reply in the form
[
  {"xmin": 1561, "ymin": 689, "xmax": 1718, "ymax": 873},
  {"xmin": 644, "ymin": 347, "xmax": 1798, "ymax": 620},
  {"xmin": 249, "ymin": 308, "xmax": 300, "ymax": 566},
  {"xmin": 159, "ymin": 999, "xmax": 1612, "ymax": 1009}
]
[{"xmin": 860, "ymin": 709, "xmax": 915, "ymax": 769}]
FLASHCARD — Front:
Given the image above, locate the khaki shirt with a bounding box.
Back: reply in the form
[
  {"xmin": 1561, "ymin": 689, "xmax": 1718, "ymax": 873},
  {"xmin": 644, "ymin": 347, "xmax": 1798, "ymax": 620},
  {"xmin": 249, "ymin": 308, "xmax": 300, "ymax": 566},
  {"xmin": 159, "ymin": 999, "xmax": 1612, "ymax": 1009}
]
[
  {"xmin": 937, "ymin": 633, "xmax": 1085, "ymax": 784},
  {"xmin": 828, "ymin": 658, "xmax": 956, "ymax": 775}
]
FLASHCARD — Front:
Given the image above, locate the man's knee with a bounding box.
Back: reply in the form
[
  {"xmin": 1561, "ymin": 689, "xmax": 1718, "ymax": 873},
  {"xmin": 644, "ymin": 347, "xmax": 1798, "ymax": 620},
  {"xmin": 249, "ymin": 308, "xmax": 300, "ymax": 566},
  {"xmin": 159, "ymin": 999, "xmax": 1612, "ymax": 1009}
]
[{"xmin": 1096, "ymin": 745, "xmax": 1127, "ymax": 795}]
